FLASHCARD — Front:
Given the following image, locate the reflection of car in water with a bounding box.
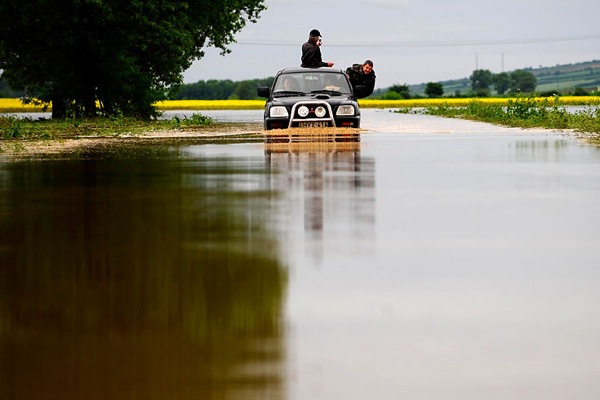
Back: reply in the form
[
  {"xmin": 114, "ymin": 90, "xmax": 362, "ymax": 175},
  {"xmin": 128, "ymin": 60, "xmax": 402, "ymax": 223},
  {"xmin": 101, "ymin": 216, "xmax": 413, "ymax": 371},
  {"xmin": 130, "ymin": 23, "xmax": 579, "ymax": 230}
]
[
  {"xmin": 257, "ymin": 67, "xmax": 370, "ymax": 130},
  {"xmin": 263, "ymin": 140, "xmax": 375, "ymax": 259}
]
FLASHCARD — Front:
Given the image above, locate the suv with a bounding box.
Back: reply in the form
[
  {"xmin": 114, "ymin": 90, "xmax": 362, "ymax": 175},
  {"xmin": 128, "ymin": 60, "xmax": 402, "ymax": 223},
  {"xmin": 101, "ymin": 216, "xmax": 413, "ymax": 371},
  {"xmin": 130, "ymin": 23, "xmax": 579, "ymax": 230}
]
[{"xmin": 257, "ymin": 67, "xmax": 370, "ymax": 130}]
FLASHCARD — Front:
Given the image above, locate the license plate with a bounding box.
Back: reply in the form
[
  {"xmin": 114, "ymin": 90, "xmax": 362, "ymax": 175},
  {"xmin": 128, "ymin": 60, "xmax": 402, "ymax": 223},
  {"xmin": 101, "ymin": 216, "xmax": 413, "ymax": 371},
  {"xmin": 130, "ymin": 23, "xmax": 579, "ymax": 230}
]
[{"xmin": 299, "ymin": 121, "xmax": 329, "ymax": 128}]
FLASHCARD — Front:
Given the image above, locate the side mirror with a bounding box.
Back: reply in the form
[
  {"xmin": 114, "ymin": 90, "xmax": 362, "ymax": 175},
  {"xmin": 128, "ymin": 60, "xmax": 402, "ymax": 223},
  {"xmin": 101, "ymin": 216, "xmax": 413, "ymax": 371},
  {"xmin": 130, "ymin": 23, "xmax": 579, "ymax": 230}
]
[
  {"xmin": 353, "ymin": 85, "xmax": 371, "ymax": 99},
  {"xmin": 257, "ymin": 86, "xmax": 270, "ymax": 98}
]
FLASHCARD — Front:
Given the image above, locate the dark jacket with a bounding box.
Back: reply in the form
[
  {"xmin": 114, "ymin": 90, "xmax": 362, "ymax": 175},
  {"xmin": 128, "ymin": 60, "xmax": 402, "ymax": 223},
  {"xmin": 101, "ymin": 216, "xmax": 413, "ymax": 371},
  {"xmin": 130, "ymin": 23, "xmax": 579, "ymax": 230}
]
[
  {"xmin": 346, "ymin": 64, "xmax": 376, "ymax": 96},
  {"xmin": 301, "ymin": 41, "xmax": 327, "ymax": 68}
]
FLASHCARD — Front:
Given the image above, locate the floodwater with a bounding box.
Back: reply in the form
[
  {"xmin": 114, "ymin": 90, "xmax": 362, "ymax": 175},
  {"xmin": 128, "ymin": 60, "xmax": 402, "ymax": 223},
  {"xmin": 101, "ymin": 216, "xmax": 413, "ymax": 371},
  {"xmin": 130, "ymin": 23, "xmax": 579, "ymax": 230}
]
[{"xmin": 2, "ymin": 109, "xmax": 600, "ymax": 399}]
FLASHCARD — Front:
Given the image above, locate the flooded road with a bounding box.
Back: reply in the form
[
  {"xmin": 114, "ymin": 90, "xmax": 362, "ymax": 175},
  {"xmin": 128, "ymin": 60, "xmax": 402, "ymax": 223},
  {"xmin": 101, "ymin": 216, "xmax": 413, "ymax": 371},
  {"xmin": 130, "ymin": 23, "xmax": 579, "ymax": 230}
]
[{"xmin": 2, "ymin": 110, "xmax": 600, "ymax": 399}]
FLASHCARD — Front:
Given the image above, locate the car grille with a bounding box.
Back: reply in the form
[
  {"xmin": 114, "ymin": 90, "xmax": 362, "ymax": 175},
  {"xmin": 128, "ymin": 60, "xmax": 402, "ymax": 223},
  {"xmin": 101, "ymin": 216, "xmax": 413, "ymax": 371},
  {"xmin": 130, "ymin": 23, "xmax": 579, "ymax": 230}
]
[{"xmin": 289, "ymin": 101, "xmax": 335, "ymax": 128}]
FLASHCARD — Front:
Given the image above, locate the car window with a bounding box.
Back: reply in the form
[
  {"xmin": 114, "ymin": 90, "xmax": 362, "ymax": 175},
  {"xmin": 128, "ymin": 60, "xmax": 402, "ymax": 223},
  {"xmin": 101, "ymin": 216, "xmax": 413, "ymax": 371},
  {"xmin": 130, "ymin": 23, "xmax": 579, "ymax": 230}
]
[
  {"xmin": 273, "ymin": 74, "xmax": 303, "ymax": 93},
  {"xmin": 274, "ymin": 72, "xmax": 352, "ymax": 94},
  {"xmin": 318, "ymin": 73, "xmax": 351, "ymax": 93}
]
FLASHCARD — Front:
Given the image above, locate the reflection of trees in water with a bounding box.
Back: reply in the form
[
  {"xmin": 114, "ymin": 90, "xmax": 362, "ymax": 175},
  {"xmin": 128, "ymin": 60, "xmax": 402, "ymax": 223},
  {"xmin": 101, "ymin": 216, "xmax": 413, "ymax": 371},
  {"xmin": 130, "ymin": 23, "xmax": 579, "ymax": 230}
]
[
  {"xmin": 0, "ymin": 157, "xmax": 287, "ymax": 400},
  {"xmin": 264, "ymin": 142, "xmax": 376, "ymax": 261}
]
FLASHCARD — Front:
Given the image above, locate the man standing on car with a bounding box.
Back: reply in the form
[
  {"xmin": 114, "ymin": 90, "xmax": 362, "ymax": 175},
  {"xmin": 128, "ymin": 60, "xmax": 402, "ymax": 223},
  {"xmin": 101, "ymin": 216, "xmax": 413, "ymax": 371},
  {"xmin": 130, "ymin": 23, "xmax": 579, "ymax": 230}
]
[
  {"xmin": 346, "ymin": 60, "xmax": 376, "ymax": 97},
  {"xmin": 301, "ymin": 29, "xmax": 334, "ymax": 68}
]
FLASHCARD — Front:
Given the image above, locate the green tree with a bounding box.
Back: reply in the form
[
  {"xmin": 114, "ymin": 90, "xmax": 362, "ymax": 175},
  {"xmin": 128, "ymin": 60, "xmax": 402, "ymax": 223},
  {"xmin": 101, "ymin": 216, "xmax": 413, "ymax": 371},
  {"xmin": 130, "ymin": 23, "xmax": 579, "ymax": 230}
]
[
  {"xmin": 469, "ymin": 69, "xmax": 494, "ymax": 96},
  {"xmin": 0, "ymin": 0, "xmax": 266, "ymax": 119},
  {"xmin": 493, "ymin": 72, "xmax": 511, "ymax": 95},
  {"xmin": 424, "ymin": 82, "xmax": 444, "ymax": 98},
  {"xmin": 510, "ymin": 69, "xmax": 537, "ymax": 94},
  {"xmin": 385, "ymin": 84, "xmax": 410, "ymax": 99},
  {"xmin": 230, "ymin": 80, "xmax": 258, "ymax": 100}
]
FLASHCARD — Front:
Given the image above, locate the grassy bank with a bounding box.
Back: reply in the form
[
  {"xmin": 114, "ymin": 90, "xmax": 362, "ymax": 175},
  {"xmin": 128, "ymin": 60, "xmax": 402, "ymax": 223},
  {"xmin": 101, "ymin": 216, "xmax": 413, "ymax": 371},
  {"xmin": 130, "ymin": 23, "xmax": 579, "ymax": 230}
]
[
  {"xmin": 410, "ymin": 97, "xmax": 600, "ymax": 142},
  {"xmin": 0, "ymin": 113, "xmax": 215, "ymax": 140}
]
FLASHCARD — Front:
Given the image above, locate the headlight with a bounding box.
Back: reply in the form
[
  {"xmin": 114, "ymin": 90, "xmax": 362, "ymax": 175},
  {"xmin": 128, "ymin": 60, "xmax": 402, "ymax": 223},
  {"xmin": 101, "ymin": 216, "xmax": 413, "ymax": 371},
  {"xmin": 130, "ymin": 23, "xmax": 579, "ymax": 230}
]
[
  {"xmin": 336, "ymin": 105, "xmax": 355, "ymax": 116},
  {"xmin": 315, "ymin": 106, "xmax": 326, "ymax": 118},
  {"xmin": 269, "ymin": 106, "xmax": 289, "ymax": 118},
  {"xmin": 297, "ymin": 106, "xmax": 309, "ymax": 117}
]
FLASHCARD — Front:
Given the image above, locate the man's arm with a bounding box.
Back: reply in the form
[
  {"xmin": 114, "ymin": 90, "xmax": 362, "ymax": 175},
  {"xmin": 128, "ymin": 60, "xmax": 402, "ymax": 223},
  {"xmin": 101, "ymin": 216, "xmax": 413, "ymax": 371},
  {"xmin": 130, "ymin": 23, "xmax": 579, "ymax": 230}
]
[{"xmin": 346, "ymin": 65, "xmax": 359, "ymax": 82}]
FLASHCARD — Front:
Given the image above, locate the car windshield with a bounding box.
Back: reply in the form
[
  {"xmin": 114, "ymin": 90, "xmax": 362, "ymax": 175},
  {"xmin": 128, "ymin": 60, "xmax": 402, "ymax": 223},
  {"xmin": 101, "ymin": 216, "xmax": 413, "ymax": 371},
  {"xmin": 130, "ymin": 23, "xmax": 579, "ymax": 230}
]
[{"xmin": 273, "ymin": 71, "xmax": 352, "ymax": 95}]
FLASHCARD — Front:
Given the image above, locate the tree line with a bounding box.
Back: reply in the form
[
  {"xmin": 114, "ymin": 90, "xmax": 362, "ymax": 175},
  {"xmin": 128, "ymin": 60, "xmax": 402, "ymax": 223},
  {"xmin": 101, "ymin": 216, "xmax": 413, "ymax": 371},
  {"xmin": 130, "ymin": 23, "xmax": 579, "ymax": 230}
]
[
  {"xmin": 153, "ymin": 68, "xmax": 539, "ymax": 100},
  {"xmin": 381, "ymin": 69, "xmax": 539, "ymax": 100},
  {"xmin": 174, "ymin": 77, "xmax": 274, "ymax": 100},
  {"xmin": 0, "ymin": 69, "xmax": 539, "ymax": 101},
  {"xmin": 3, "ymin": 56, "xmax": 592, "ymax": 105}
]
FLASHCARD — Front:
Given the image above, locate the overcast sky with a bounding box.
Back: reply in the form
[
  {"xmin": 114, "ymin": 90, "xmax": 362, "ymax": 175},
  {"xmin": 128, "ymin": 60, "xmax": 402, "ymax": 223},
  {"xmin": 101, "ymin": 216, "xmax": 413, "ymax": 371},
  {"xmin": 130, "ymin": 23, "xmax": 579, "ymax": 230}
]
[{"xmin": 183, "ymin": 0, "xmax": 600, "ymax": 89}]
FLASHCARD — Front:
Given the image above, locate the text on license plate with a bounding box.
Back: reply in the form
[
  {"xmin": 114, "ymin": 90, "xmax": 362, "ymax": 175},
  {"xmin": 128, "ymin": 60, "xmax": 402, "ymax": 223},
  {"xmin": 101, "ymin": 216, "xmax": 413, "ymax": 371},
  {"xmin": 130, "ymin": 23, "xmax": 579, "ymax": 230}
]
[{"xmin": 299, "ymin": 121, "xmax": 329, "ymax": 128}]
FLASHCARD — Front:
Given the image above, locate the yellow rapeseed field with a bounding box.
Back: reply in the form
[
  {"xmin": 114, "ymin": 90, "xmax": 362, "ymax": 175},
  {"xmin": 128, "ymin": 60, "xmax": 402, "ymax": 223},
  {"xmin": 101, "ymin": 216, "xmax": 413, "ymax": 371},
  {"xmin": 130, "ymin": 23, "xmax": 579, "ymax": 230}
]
[
  {"xmin": 1, "ymin": 96, "xmax": 598, "ymax": 113},
  {"xmin": 156, "ymin": 97, "xmax": 600, "ymax": 110},
  {"xmin": 155, "ymin": 99, "xmax": 265, "ymax": 110},
  {"xmin": 0, "ymin": 98, "xmax": 47, "ymax": 113}
]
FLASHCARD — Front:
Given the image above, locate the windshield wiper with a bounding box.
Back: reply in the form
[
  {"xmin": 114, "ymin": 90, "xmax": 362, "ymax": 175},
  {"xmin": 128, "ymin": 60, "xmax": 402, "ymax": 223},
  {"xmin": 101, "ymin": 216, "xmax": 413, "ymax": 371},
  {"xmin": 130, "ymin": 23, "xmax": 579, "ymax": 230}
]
[
  {"xmin": 311, "ymin": 89, "xmax": 343, "ymax": 95},
  {"xmin": 273, "ymin": 90, "xmax": 305, "ymax": 96}
]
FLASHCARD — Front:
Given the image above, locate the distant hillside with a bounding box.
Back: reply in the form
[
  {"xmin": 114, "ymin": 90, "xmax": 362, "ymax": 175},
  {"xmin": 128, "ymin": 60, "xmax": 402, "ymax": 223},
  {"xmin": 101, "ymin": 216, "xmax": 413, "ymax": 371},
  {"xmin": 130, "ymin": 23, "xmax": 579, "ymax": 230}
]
[{"xmin": 407, "ymin": 60, "xmax": 600, "ymax": 96}]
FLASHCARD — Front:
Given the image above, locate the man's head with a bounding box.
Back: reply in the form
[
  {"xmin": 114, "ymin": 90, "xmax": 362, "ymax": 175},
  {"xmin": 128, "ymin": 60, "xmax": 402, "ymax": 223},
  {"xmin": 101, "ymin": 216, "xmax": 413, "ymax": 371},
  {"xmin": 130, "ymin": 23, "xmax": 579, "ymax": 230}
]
[
  {"xmin": 282, "ymin": 76, "xmax": 299, "ymax": 90},
  {"xmin": 309, "ymin": 29, "xmax": 322, "ymax": 45},
  {"xmin": 362, "ymin": 60, "xmax": 374, "ymax": 74}
]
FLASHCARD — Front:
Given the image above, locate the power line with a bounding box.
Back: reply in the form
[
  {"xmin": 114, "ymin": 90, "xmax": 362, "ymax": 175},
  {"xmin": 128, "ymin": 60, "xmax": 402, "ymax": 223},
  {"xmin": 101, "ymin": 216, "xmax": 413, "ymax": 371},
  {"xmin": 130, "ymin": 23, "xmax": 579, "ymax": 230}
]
[{"xmin": 236, "ymin": 33, "xmax": 600, "ymax": 48}]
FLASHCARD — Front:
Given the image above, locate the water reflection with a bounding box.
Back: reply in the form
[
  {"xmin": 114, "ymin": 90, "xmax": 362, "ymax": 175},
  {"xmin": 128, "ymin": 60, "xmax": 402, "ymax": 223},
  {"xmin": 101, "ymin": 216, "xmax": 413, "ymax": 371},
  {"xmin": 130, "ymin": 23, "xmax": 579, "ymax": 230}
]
[
  {"xmin": 264, "ymin": 142, "xmax": 376, "ymax": 263},
  {"xmin": 512, "ymin": 139, "xmax": 572, "ymax": 162},
  {"xmin": 0, "ymin": 154, "xmax": 287, "ymax": 400}
]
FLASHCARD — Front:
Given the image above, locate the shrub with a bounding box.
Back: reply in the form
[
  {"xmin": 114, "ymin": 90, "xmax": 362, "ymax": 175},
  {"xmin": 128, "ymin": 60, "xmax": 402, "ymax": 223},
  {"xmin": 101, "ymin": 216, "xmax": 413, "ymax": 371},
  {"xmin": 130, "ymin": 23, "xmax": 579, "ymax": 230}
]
[
  {"xmin": 0, "ymin": 115, "xmax": 24, "ymax": 138},
  {"xmin": 572, "ymin": 87, "xmax": 589, "ymax": 96}
]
